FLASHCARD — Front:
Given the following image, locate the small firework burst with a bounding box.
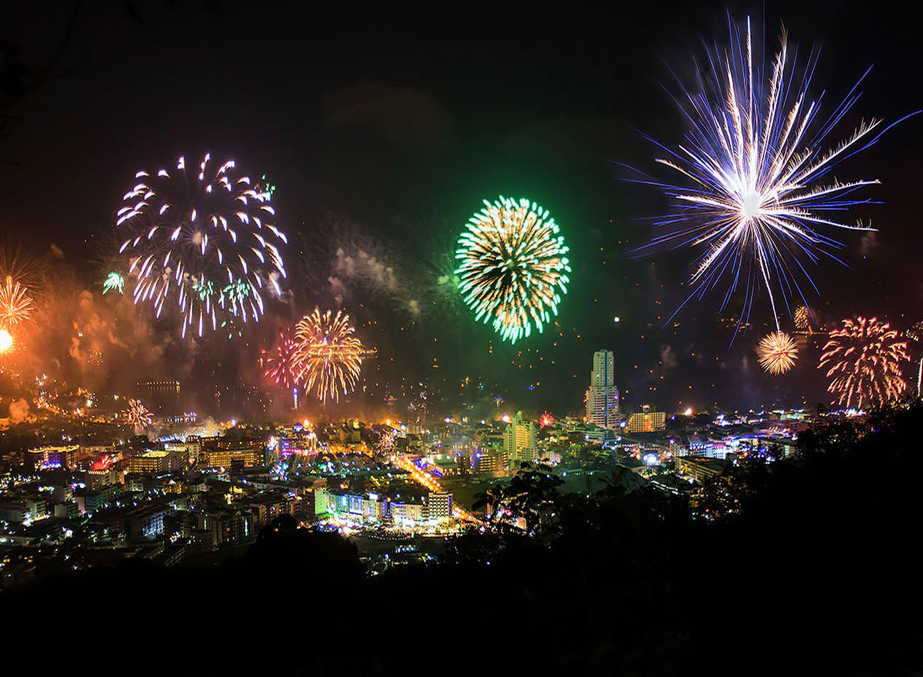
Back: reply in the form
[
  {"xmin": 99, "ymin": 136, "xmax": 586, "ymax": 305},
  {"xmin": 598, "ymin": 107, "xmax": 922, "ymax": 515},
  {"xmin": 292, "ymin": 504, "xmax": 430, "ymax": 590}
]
[
  {"xmin": 103, "ymin": 271, "xmax": 125, "ymax": 295},
  {"xmin": 819, "ymin": 317, "xmax": 910, "ymax": 409},
  {"xmin": 124, "ymin": 399, "xmax": 153, "ymax": 430},
  {"xmin": 0, "ymin": 275, "xmax": 34, "ymax": 328},
  {"xmin": 294, "ymin": 308, "xmax": 374, "ymax": 404},
  {"xmin": 756, "ymin": 331, "xmax": 799, "ymax": 375},
  {"xmin": 262, "ymin": 329, "xmax": 303, "ymax": 389},
  {"xmin": 262, "ymin": 329, "xmax": 303, "ymax": 408},
  {"xmin": 793, "ymin": 305, "xmax": 811, "ymax": 331},
  {"xmin": 374, "ymin": 428, "xmax": 398, "ymax": 459}
]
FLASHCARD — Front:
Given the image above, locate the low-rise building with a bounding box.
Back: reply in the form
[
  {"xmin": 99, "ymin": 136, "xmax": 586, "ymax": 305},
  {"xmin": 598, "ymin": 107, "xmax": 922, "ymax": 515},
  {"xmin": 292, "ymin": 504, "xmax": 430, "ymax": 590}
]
[
  {"xmin": 473, "ymin": 448, "xmax": 509, "ymax": 475},
  {"xmin": 675, "ymin": 456, "xmax": 725, "ymax": 482},
  {"xmin": 128, "ymin": 449, "xmax": 187, "ymax": 475},
  {"xmin": 389, "ymin": 500, "xmax": 425, "ymax": 525},
  {"xmin": 199, "ymin": 508, "xmax": 256, "ymax": 548},
  {"xmin": 123, "ymin": 501, "xmax": 172, "ymax": 541},
  {"xmin": 25, "ymin": 445, "xmax": 81, "ymax": 470},
  {"xmin": 199, "ymin": 437, "xmax": 264, "ymax": 469},
  {"xmin": 626, "ymin": 406, "xmax": 667, "ymax": 433},
  {"xmin": 425, "ymin": 492, "xmax": 452, "ymax": 522}
]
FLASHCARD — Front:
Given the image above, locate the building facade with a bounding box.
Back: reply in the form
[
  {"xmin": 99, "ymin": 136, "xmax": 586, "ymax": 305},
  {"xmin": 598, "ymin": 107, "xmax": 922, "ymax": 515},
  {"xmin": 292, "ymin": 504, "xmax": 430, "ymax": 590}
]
[
  {"xmin": 626, "ymin": 405, "xmax": 666, "ymax": 433},
  {"xmin": 504, "ymin": 412, "xmax": 536, "ymax": 464},
  {"xmin": 474, "ymin": 448, "xmax": 509, "ymax": 475},
  {"xmin": 425, "ymin": 492, "xmax": 453, "ymax": 522},
  {"xmin": 199, "ymin": 437, "xmax": 264, "ymax": 469}
]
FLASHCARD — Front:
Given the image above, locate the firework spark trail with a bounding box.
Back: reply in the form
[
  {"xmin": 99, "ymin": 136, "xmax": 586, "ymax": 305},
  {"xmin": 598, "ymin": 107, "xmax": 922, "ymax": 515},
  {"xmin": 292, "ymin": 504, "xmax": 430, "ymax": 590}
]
[
  {"xmin": 819, "ymin": 316, "xmax": 909, "ymax": 409},
  {"xmin": 294, "ymin": 308, "xmax": 375, "ymax": 404},
  {"xmin": 634, "ymin": 16, "xmax": 919, "ymax": 334},
  {"xmin": 116, "ymin": 154, "xmax": 287, "ymax": 338},
  {"xmin": 455, "ymin": 196, "xmax": 570, "ymax": 344},
  {"xmin": 756, "ymin": 331, "xmax": 798, "ymax": 375},
  {"xmin": 0, "ymin": 275, "xmax": 34, "ymax": 328}
]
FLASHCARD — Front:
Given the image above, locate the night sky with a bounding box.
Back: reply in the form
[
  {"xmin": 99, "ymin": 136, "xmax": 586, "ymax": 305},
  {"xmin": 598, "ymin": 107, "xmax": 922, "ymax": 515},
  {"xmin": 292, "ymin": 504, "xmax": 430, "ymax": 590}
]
[{"xmin": 2, "ymin": 0, "xmax": 922, "ymax": 418}]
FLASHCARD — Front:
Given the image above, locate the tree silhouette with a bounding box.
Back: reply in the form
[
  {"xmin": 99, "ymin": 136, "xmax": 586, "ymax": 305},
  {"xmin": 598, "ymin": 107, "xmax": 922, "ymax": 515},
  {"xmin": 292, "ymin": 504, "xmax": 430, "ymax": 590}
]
[
  {"xmin": 238, "ymin": 515, "xmax": 365, "ymax": 585},
  {"xmin": 474, "ymin": 462, "xmax": 563, "ymax": 535}
]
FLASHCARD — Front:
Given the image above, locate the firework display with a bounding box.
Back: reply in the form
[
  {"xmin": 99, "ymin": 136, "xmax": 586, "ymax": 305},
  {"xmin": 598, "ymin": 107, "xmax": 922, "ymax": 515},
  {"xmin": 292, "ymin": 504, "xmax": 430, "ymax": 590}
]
[
  {"xmin": 455, "ymin": 196, "xmax": 570, "ymax": 344},
  {"xmin": 124, "ymin": 398, "xmax": 153, "ymax": 430},
  {"xmin": 3, "ymin": 9, "xmax": 923, "ymax": 630},
  {"xmin": 645, "ymin": 18, "xmax": 911, "ymax": 327},
  {"xmin": 0, "ymin": 275, "xmax": 34, "ymax": 328},
  {"xmin": 261, "ymin": 174, "xmax": 276, "ymax": 199},
  {"xmin": 102, "ymin": 271, "xmax": 125, "ymax": 295},
  {"xmin": 819, "ymin": 317, "xmax": 909, "ymax": 409},
  {"xmin": 756, "ymin": 331, "xmax": 799, "ymax": 375},
  {"xmin": 0, "ymin": 17, "xmax": 917, "ymax": 451},
  {"xmin": 116, "ymin": 154, "xmax": 287, "ymax": 338},
  {"xmin": 294, "ymin": 308, "xmax": 374, "ymax": 404}
]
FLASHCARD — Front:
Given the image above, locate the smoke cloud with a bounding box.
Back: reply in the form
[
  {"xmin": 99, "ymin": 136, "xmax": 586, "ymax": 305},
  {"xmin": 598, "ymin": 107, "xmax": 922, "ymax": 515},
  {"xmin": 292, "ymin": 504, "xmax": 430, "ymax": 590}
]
[
  {"xmin": 0, "ymin": 398, "xmax": 32, "ymax": 430},
  {"xmin": 25, "ymin": 269, "xmax": 193, "ymax": 393},
  {"xmin": 328, "ymin": 243, "xmax": 422, "ymax": 317}
]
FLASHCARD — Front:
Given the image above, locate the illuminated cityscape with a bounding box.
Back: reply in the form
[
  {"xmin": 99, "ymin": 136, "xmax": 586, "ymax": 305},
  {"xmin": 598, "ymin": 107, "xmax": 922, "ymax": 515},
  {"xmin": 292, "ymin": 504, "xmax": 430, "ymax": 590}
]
[{"xmin": 1, "ymin": 3, "xmax": 922, "ymax": 674}]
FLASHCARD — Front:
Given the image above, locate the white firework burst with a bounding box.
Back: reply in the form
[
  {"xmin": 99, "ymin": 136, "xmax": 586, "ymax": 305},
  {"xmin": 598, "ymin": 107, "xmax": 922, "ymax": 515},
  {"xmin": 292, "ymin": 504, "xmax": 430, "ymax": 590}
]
[{"xmin": 116, "ymin": 154, "xmax": 287, "ymax": 338}]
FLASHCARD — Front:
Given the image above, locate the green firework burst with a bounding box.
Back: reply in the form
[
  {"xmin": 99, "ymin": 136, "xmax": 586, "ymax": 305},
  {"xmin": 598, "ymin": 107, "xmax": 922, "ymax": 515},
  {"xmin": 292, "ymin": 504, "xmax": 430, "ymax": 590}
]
[{"xmin": 455, "ymin": 196, "xmax": 570, "ymax": 344}]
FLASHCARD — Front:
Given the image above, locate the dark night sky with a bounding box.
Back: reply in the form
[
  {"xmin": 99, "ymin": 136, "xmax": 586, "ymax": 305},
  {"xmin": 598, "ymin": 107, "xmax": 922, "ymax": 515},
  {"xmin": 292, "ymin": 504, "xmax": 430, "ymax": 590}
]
[{"xmin": 2, "ymin": 0, "xmax": 922, "ymax": 418}]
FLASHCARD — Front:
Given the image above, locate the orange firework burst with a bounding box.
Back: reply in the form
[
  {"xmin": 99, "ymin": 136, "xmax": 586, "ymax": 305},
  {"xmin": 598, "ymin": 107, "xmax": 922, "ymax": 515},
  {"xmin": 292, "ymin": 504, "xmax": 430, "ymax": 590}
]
[
  {"xmin": 0, "ymin": 275, "xmax": 34, "ymax": 328},
  {"xmin": 539, "ymin": 411, "xmax": 554, "ymax": 428},
  {"xmin": 294, "ymin": 308, "xmax": 374, "ymax": 404},
  {"xmin": 756, "ymin": 331, "xmax": 798, "ymax": 375},
  {"xmin": 819, "ymin": 316, "xmax": 910, "ymax": 409}
]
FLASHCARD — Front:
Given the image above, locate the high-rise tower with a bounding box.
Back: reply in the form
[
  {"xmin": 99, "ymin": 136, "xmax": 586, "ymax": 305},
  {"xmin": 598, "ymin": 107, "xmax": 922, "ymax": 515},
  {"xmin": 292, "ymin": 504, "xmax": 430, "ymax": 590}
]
[{"xmin": 585, "ymin": 350, "xmax": 620, "ymax": 430}]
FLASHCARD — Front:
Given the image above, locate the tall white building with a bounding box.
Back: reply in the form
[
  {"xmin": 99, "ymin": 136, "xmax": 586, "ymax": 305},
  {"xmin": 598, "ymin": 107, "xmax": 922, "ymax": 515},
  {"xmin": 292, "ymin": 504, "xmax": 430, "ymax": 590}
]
[{"xmin": 586, "ymin": 350, "xmax": 620, "ymax": 430}]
